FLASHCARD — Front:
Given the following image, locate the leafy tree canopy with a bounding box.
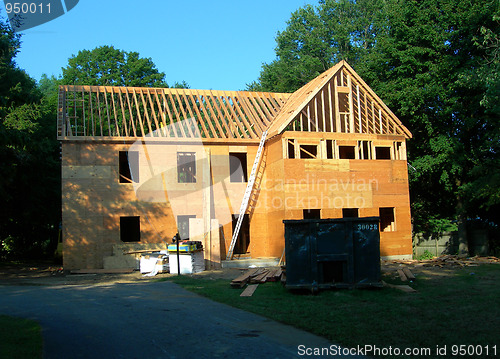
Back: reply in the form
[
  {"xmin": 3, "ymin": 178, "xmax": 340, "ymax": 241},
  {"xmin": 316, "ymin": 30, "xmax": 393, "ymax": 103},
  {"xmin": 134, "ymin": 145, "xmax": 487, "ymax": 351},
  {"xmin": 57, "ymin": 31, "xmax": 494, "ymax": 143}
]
[
  {"xmin": 61, "ymin": 45, "xmax": 168, "ymax": 87},
  {"xmin": 0, "ymin": 14, "xmax": 60, "ymax": 259}
]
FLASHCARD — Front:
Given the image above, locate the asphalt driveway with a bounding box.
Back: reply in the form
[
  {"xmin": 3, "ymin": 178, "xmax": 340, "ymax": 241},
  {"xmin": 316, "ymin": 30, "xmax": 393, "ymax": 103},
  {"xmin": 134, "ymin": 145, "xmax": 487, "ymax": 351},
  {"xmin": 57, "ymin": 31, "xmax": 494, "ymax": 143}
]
[{"xmin": 0, "ymin": 281, "xmax": 360, "ymax": 358}]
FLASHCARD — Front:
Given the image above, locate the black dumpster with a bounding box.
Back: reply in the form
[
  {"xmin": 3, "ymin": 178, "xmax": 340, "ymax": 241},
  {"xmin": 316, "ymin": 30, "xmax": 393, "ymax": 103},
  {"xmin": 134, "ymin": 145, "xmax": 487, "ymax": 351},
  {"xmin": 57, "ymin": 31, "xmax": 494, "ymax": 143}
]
[{"xmin": 284, "ymin": 217, "xmax": 381, "ymax": 291}]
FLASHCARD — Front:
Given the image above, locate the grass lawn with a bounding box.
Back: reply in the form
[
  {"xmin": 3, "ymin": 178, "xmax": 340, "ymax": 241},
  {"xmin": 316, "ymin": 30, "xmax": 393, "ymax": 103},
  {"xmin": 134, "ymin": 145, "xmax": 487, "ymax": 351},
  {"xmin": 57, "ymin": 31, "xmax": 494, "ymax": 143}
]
[
  {"xmin": 167, "ymin": 264, "xmax": 500, "ymax": 358},
  {"xmin": 0, "ymin": 315, "xmax": 43, "ymax": 359}
]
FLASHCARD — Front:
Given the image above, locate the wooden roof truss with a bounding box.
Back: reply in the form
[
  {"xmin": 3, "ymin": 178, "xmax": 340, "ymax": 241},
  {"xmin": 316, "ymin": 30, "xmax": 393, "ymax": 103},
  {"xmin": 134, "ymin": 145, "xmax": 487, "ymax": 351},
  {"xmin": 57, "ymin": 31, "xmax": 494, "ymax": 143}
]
[
  {"xmin": 267, "ymin": 61, "xmax": 412, "ymax": 139},
  {"xmin": 57, "ymin": 85, "xmax": 290, "ymax": 140},
  {"xmin": 57, "ymin": 61, "xmax": 411, "ymax": 141}
]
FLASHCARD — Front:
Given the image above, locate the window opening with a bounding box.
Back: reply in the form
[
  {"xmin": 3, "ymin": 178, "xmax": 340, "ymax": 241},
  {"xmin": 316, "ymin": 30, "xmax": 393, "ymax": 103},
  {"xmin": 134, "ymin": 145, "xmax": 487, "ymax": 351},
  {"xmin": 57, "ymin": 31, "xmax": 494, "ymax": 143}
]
[
  {"xmin": 338, "ymin": 146, "xmax": 355, "ymax": 159},
  {"xmin": 120, "ymin": 216, "xmax": 140, "ymax": 242},
  {"xmin": 303, "ymin": 209, "xmax": 321, "ymax": 219},
  {"xmin": 375, "ymin": 147, "xmax": 391, "ymax": 160},
  {"xmin": 119, "ymin": 151, "xmax": 139, "ymax": 183},
  {"xmin": 229, "ymin": 153, "xmax": 248, "ymax": 182},
  {"xmin": 287, "ymin": 139, "xmax": 295, "ymax": 159},
  {"xmin": 326, "ymin": 139, "xmax": 334, "ymax": 159},
  {"xmin": 379, "ymin": 207, "xmax": 395, "ymax": 232},
  {"xmin": 177, "ymin": 215, "xmax": 197, "ymax": 240},
  {"xmin": 342, "ymin": 208, "xmax": 359, "ymax": 218},
  {"xmin": 299, "ymin": 144, "xmax": 317, "ymax": 159},
  {"xmin": 232, "ymin": 214, "xmax": 250, "ymax": 254},
  {"xmin": 177, "ymin": 152, "xmax": 196, "ymax": 183}
]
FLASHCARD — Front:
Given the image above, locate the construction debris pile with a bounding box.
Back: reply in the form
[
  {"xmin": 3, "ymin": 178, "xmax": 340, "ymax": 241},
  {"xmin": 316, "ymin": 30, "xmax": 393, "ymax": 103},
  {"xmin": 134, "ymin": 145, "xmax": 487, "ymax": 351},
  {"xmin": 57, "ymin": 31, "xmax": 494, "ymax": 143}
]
[{"xmin": 386, "ymin": 255, "xmax": 500, "ymax": 268}]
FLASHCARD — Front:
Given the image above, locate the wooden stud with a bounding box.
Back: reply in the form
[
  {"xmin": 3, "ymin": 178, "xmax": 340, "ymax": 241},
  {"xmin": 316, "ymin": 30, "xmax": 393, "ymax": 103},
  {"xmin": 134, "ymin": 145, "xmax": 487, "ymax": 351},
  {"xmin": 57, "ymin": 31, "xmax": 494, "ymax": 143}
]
[
  {"xmin": 146, "ymin": 91, "xmax": 161, "ymax": 137},
  {"xmin": 118, "ymin": 89, "xmax": 129, "ymax": 137},
  {"xmin": 125, "ymin": 88, "xmax": 138, "ymax": 137},
  {"xmin": 96, "ymin": 89, "xmax": 103, "ymax": 136},
  {"xmin": 314, "ymin": 96, "xmax": 319, "ymax": 132},
  {"xmin": 307, "ymin": 106, "xmax": 311, "ymax": 132},
  {"xmin": 334, "ymin": 79, "xmax": 341, "ymax": 133},
  {"xmin": 321, "ymin": 88, "xmax": 326, "ymax": 132},
  {"xmin": 223, "ymin": 92, "xmax": 249, "ymax": 139},
  {"xmin": 208, "ymin": 90, "xmax": 232, "ymax": 138},
  {"xmin": 131, "ymin": 88, "xmax": 146, "ymax": 137},
  {"xmin": 347, "ymin": 74, "xmax": 355, "ymax": 133},
  {"xmin": 328, "ymin": 80, "xmax": 334, "ymax": 132}
]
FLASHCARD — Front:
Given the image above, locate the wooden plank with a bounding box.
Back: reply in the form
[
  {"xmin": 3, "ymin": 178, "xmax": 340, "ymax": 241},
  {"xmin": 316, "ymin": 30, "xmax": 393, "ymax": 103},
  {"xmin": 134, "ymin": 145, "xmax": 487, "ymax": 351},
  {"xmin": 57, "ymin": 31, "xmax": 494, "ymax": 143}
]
[
  {"xmin": 250, "ymin": 94, "xmax": 272, "ymax": 125},
  {"xmin": 118, "ymin": 89, "xmax": 129, "ymax": 137},
  {"xmin": 334, "ymin": 79, "xmax": 341, "ymax": 133},
  {"xmin": 382, "ymin": 281, "xmax": 417, "ymax": 293},
  {"xmin": 250, "ymin": 271, "xmax": 269, "ymax": 284},
  {"xmin": 189, "ymin": 92, "xmax": 212, "ymax": 138},
  {"xmin": 160, "ymin": 91, "xmax": 180, "ymax": 138},
  {"xmin": 328, "ymin": 80, "xmax": 334, "ymax": 132},
  {"xmin": 402, "ymin": 267, "xmax": 415, "ymax": 280},
  {"xmin": 208, "ymin": 90, "xmax": 232, "ymax": 138},
  {"xmin": 165, "ymin": 90, "xmax": 187, "ymax": 137},
  {"xmin": 337, "ymin": 86, "xmax": 350, "ymax": 93},
  {"xmin": 146, "ymin": 90, "xmax": 161, "ymax": 136},
  {"xmin": 307, "ymin": 105, "xmax": 311, "ymax": 131},
  {"xmin": 237, "ymin": 93, "xmax": 264, "ymax": 136},
  {"xmin": 81, "ymin": 88, "xmax": 86, "ymax": 136},
  {"xmin": 231, "ymin": 268, "xmax": 260, "ymax": 287},
  {"xmin": 96, "ymin": 90, "xmax": 103, "ymax": 136},
  {"xmin": 89, "ymin": 88, "xmax": 95, "ymax": 136},
  {"xmin": 314, "ymin": 96, "xmax": 319, "ymax": 132},
  {"xmin": 153, "ymin": 90, "xmax": 168, "ymax": 136},
  {"xmin": 110, "ymin": 90, "xmax": 120, "ymax": 136},
  {"xmin": 347, "ymin": 74, "xmax": 354, "ymax": 133},
  {"xmin": 171, "ymin": 90, "xmax": 193, "ymax": 137},
  {"xmin": 356, "ymin": 85, "xmax": 362, "ymax": 133},
  {"xmin": 103, "ymin": 90, "xmax": 112, "ymax": 135},
  {"xmin": 321, "ymin": 88, "xmax": 326, "ymax": 132},
  {"xmin": 204, "ymin": 92, "xmax": 228, "ymax": 138},
  {"xmin": 397, "ymin": 268, "xmax": 408, "ymax": 281},
  {"xmin": 222, "ymin": 92, "xmax": 249, "ymax": 139},
  {"xmin": 240, "ymin": 284, "xmax": 259, "ymax": 297},
  {"xmin": 131, "ymin": 88, "xmax": 146, "ymax": 137},
  {"xmin": 231, "ymin": 92, "xmax": 259, "ymax": 139},
  {"xmin": 125, "ymin": 88, "xmax": 138, "ymax": 137},
  {"xmin": 379, "ymin": 108, "xmax": 383, "ymax": 134}
]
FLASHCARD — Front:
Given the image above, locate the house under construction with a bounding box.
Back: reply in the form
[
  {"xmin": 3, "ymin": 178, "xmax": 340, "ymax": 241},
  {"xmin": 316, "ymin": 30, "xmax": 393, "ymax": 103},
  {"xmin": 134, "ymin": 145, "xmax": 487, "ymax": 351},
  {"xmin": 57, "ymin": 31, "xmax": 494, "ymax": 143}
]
[{"xmin": 58, "ymin": 61, "xmax": 413, "ymax": 270}]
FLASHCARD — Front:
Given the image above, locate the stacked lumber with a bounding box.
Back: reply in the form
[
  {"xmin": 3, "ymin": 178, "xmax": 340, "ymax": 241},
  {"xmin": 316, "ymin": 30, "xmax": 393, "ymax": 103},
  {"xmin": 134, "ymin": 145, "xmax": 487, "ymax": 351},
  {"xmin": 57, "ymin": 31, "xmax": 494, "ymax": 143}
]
[{"xmin": 230, "ymin": 267, "xmax": 283, "ymax": 288}]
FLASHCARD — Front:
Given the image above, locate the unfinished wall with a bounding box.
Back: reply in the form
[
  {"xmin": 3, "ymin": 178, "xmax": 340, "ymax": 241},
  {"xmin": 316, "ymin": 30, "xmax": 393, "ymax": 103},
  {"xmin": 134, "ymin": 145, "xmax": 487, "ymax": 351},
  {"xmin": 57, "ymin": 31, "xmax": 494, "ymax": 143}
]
[
  {"xmin": 252, "ymin": 131, "xmax": 412, "ymax": 260},
  {"xmin": 62, "ymin": 129, "xmax": 412, "ymax": 269},
  {"xmin": 61, "ymin": 139, "xmax": 262, "ymax": 269}
]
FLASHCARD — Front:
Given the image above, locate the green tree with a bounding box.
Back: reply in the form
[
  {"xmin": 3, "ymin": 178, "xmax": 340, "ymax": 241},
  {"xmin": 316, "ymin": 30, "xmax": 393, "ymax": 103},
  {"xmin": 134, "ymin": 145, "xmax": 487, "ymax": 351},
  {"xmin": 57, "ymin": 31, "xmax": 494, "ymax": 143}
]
[
  {"xmin": 247, "ymin": 0, "xmax": 385, "ymax": 92},
  {"xmin": 0, "ymin": 15, "xmax": 60, "ymax": 258},
  {"xmin": 61, "ymin": 45, "xmax": 168, "ymax": 87}
]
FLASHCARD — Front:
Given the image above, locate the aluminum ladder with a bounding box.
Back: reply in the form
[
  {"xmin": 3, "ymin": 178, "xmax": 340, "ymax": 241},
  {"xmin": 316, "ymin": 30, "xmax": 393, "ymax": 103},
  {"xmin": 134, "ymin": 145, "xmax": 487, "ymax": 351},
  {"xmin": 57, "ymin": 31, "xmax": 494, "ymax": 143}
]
[{"xmin": 227, "ymin": 130, "xmax": 268, "ymax": 260}]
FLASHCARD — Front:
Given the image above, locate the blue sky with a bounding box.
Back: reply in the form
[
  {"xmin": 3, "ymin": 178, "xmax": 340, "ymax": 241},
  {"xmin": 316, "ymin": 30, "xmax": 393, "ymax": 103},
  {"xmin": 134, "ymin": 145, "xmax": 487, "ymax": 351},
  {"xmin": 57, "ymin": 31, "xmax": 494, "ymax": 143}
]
[{"xmin": 6, "ymin": 0, "xmax": 314, "ymax": 91}]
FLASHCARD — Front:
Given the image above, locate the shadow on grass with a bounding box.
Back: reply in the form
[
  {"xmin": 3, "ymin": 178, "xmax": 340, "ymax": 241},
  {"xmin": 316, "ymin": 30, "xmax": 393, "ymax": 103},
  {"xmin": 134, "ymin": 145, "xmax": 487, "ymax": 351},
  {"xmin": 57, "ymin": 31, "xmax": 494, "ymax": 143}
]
[{"xmin": 165, "ymin": 264, "xmax": 500, "ymax": 359}]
